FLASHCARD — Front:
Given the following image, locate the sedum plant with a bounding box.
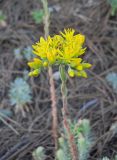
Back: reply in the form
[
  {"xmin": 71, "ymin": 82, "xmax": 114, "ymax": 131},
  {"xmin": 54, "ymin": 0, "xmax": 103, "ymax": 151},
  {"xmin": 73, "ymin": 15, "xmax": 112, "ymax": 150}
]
[
  {"xmin": 107, "ymin": 0, "xmax": 117, "ymax": 15},
  {"xmin": 100, "ymin": 155, "xmax": 117, "ymax": 160},
  {"xmin": 28, "ymin": 28, "xmax": 92, "ymax": 160},
  {"xmin": 23, "ymin": 46, "xmax": 35, "ymax": 61},
  {"xmin": 72, "ymin": 119, "xmax": 92, "ymax": 160},
  {"xmin": 32, "ymin": 146, "xmax": 46, "ymax": 160},
  {"xmin": 56, "ymin": 119, "xmax": 93, "ymax": 160},
  {"xmin": 106, "ymin": 72, "xmax": 117, "ymax": 93},
  {"xmin": 101, "ymin": 158, "xmax": 110, "ymax": 160},
  {"xmin": 27, "ymin": 28, "xmax": 91, "ymax": 77},
  {"xmin": 115, "ymin": 155, "xmax": 117, "ymax": 160},
  {"xmin": 33, "ymin": 119, "xmax": 93, "ymax": 160},
  {"xmin": 14, "ymin": 48, "xmax": 22, "ymax": 60},
  {"xmin": 28, "ymin": 0, "xmax": 92, "ymax": 156},
  {"xmin": 14, "ymin": 46, "xmax": 35, "ymax": 61},
  {"xmin": 56, "ymin": 137, "xmax": 71, "ymax": 160},
  {"xmin": 9, "ymin": 77, "xmax": 32, "ymax": 117}
]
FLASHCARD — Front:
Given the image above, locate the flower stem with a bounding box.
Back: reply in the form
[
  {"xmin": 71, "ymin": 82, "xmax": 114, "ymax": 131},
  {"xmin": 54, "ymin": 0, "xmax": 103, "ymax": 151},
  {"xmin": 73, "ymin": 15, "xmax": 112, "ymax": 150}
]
[
  {"xmin": 41, "ymin": 0, "xmax": 49, "ymax": 38},
  {"xmin": 59, "ymin": 65, "xmax": 78, "ymax": 160},
  {"xmin": 41, "ymin": 0, "xmax": 58, "ymax": 150},
  {"xmin": 60, "ymin": 65, "xmax": 69, "ymax": 115}
]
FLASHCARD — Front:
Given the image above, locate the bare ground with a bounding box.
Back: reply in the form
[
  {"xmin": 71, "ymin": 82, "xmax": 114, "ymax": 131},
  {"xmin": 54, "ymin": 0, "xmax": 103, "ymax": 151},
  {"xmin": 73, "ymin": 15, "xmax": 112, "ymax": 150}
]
[{"xmin": 0, "ymin": 0, "xmax": 117, "ymax": 159}]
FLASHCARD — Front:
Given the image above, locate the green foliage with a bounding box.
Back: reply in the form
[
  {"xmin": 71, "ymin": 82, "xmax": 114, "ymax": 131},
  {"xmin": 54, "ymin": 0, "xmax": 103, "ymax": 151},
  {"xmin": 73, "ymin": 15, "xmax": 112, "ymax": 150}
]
[
  {"xmin": 71, "ymin": 119, "xmax": 92, "ymax": 160},
  {"xmin": 107, "ymin": 0, "xmax": 117, "ymax": 15},
  {"xmin": 0, "ymin": 109, "xmax": 12, "ymax": 118},
  {"xmin": 14, "ymin": 46, "xmax": 35, "ymax": 61},
  {"xmin": 56, "ymin": 137, "xmax": 71, "ymax": 160},
  {"xmin": 56, "ymin": 149, "xmax": 67, "ymax": 160},
  {"xmin": 59, "ymin": 65, "xmax": 67, "ymax": 82},
  {"xmin": 0, "ymin": 10, "xmax": 6, "ymax": 21},
  {"xmin": 32, "ymin": 119, "xmax": 93, "ymax": 160},
  {"xmin": 9, "ymin": 77, "xmax": 32, "ymax": 106},
  {"xmin": 106, "ymin": 72, "xmax": 117, "ymax": 93},
  {"xmin": 77, "ymin": 135, "xmax": 91, "ymax": 160},
  {"xmin": 14, "ymin": 48, "xmax": 22, "ymax": 60},
  {"xmin": 31, "ymin": 9, "xmax": 44, "ymax": 24},
  {"xmin": 32, "ymin": 146, "xmax": 46, "ymax": 160},
  {"xmin": 23, "ymin": 69, "xmax": 30, "ymax": 81},
  {"xmin": 101, "ymin": 155, "xmax": 117, "ymax": 160},
  {"xmin": 56, "ymin": 119, "xmax": 93, "ymax": 160},
  {"xmin": 23, "ymin": 46, "xmax": 35, "ymax": 60},
  {"xmin": 101, "ymin": 157, "xmax": 110, "ymax": 160}
]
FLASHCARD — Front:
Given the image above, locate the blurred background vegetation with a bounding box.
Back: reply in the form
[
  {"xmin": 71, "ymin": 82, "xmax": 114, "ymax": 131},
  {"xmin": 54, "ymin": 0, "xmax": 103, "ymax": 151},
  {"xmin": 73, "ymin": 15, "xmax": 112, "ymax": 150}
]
[{"xmin": 0, "ymin": 0, "xmax": 117, "ymax": 159}]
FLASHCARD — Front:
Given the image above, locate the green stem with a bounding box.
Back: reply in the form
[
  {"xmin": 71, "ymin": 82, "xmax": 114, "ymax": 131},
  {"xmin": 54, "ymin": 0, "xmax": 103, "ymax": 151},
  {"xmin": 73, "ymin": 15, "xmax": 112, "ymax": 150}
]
[
  {"xmin": 59, "ymin": 65, "xmax": 68, "ymax": 115},
  {"xmin": 41, "ymin": 0, "xmax": 58, "ymax": 150},
  {"xmin": 59, "ymin": 65, "xmax": 78, "ymax": 160},
  {"xmin": 41, "ymin": 0, "xmax": 49, "ymax": 38}
]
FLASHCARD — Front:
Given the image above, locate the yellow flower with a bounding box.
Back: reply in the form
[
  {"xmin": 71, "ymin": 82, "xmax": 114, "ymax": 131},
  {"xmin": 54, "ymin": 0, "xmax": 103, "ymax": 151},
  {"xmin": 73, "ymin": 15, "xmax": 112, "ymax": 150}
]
[
  {"xmin": 32, "ymin": 36, "xmax": 51, "ymax": 58},
  {"xmin": 28, "ymin": 28, "xmax": 91, "ymax": 78},
  {"xmin": 47, "ymin": 48, "xmax": 57, "ymax": 64},
  {"xmin": 76, "ymin": 70, "xmax": 88, "ymax": 78},
  {"xmin": 60, "ymin": 28, "xmax": 75, "ymax": 41},
  {"xmin": 27, "ymin": 58, "xmax": 42, "ymax": 77},
  {"xmin": 28, "ymin": 58, "xmax": 42, "ymax": 69},
  {"xmin": 43, "ymin": 61, "xmax": 48, "ymax": 67},
  {"xmin": 68, "ymin": 68, "xmax": 75, "ymax": 77},
  {"xmin": 77, "ymin": 65, "xmax": 83, "ymax": 71},
  {"xmin": 29, "ymin": 69, "xmax": 40, "ymax": 77}
]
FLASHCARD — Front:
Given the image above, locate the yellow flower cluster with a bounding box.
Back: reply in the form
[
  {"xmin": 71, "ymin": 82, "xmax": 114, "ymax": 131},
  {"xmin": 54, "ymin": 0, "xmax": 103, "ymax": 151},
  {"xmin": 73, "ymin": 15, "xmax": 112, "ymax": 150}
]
[{"xmin": 28, "ymin": 28, "xmax": 91, "ymax": 77}]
